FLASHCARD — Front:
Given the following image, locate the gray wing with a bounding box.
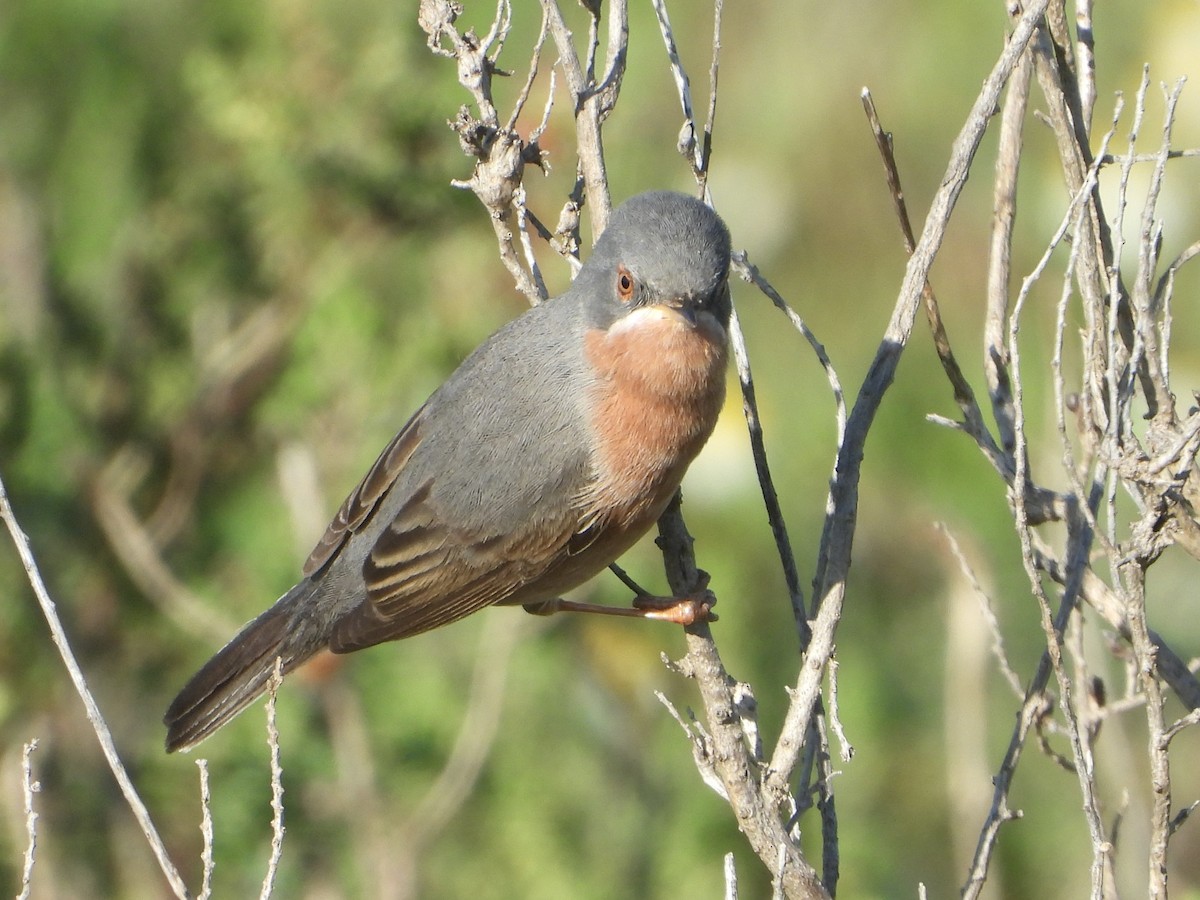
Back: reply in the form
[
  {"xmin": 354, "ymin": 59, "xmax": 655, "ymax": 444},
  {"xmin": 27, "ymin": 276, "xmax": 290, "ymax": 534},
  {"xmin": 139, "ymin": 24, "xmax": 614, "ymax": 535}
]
[
  {"xmin": 301, "ymin": 407, "xmax": 426, "ymax": 579},
  {"xmin": 301, "ymin": 298, "xmax": 597, "ymax": 651}
]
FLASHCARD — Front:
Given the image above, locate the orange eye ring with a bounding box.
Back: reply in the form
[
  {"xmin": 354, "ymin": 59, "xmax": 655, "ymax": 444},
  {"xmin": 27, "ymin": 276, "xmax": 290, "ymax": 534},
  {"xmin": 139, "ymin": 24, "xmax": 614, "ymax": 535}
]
[{"xmin": 616, "ymin": 264, "xmax": 635, "ymax": 302}]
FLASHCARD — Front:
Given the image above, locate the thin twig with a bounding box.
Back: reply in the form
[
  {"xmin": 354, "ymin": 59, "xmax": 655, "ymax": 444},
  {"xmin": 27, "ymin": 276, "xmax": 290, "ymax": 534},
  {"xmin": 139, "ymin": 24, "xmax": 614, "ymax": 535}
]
[
  {"xmin": 732, "ymin": 253, "xmax": 846, "ymax": 447},
  {"xmin": 1168, "ymin": 801, "xmax": 1200, "ymax": 838},
  {"xmin": 0, "ymin": 472, "xmax": 190, "ymax": 899},
  {"xmin": 1045, "ymin": 107, "xmax": 1125, "ymax": 556},
  {"xmin": 541, "ymin": 0, "xmax": 627, "ymax": 233},
  {"xmin": 727, "ymin": 306, "xmax": 807, "ymax": 641},
  {"xmin": 768, "ymin": 0, "xmax": 1053, "ymax": 795},
  {"xmin": 18, "ymin": 739, "xmax": 39, "ymax": 900},
  {"xmin": 1161, "ymin": 708, "xmax": 1200, "ymax": 745},
  {"xmin": 655, "ymin": 689, "xmax": 726, "ymax": 800},
  {"xmin": 1011, "ymin": 212, "xmax": 1110, "ymax": 898},
  {"xmin": 196, "ymin": 760, "xmax": 214, "ymax": 900},
  {"xmin": 1124, "ymin": 565, "xmax": 1170, "ymax": 898},
  {"xmin": 1153, "ymin": 238, "xmax": 1200, "ymax": 379},
  {"xmin": 724, "ymin": 851, "xmax": 739, "ymax": 900},
  {"xmin": 514, "ymin": 186, "xmax": 548, "ymax": 300},
  {"xmin": 826, "ymin": 658, "xmax": 852, "ymax": 764},
  {"xmin": 936, "ymin": 524, "xmax": 1023, "ymax": 697},
  {"xmin": 650, "ymin": 0, "xmax": 701, "ymax": 174},
  {"xmin": 700, "ymin": 0, "xmax": 723, "ymax": 182},
  {"xmin": 1029, "ymin": 10, "xmax": 1117, "ymax": 409},
  {"xmin": 1130, "ymin": 77, "xmax": 1188, "ymax": 427},
  {"xmin": 1104, "ymin": 66, "xmax": 1147, "ymax": 450},
  {"xmin": 961, "ymin": 496, "xmax": 1107, "ymax": 895},
  {"xmin": 961, "ymin": 692, "xmax": 1035, "ymax": 896},
  {"xmin": 607, "ymin": 560, "xmax": 652, "ymax": 597},
  {"xmin": 581, "ymin": 0, "xmax": 599, "ymax": 84},
  {"xmin": 1101, "ymin": 147, "xmax": 1200, "ymax": 165},
  {"xmin": 814, "ymin": 714, "xmax": 840, "ymax": 895},
  {"xmin": 259, "ymin": 658, "xmax": 286, "ymax": 900},
  {"xmin": 985, "ymin": 48, "xmax": 1032, "ymax": 454},
  {"xmin": 861, "ymin": 87, "xmax": 1010, "ymax": 481},
  {"xmin": 657, "ymin": 494, "xmax": 829, "ymax": 899},
  {"xmin": 1075, "ymin": 0, "xmax": 1097, "ymax": 132},
  {"xmin": 504, "ymin": 6, "xmax": 550, "ymax": 134},
  {"xmin": 531, "ymin": 67, "xmax": 557, "ymax": 144}
]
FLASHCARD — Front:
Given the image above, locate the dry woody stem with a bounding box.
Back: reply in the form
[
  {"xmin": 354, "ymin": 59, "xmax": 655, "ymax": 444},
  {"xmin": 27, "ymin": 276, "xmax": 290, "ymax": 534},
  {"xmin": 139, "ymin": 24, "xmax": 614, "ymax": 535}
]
[{"xmin": 9, "ymin": 2, "xmax": 1200, "ymax": 897}]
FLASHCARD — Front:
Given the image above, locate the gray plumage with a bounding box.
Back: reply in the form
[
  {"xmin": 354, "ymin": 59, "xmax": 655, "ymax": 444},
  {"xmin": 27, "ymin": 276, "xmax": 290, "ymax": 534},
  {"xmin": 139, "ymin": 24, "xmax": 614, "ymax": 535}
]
[{"xmin": 164, "ymin": 191, "xmax": 732, "ymax": 752}]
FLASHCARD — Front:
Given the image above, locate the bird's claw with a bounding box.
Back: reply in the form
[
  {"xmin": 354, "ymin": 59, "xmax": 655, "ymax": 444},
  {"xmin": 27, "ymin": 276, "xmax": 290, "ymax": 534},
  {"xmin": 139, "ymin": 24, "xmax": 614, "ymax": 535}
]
[{"xmin": 633, "ymin": 584, "xmax": 718, "ymax": 626}]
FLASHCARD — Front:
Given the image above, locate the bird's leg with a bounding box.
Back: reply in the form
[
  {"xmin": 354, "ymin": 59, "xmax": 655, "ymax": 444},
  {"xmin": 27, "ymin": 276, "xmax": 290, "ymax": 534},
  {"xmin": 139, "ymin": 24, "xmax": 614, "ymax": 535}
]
[
  {"xmin": 522, "ymin": 597, "xmax": 717, "ymax": 625},
  {"xmin": 631, "ymin": 569, "xmax": 716, "ymax": 622},
  {"xmin": 522, "ymin": 571, "xmax": 717, "ymax": 625}
]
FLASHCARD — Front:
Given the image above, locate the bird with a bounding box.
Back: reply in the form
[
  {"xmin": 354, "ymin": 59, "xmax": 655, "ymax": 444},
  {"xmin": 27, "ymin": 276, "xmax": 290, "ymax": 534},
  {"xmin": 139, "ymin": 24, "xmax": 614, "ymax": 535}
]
[{"xmin": 164, "ymin": 190, "xmax": 733, "ymax": 752}]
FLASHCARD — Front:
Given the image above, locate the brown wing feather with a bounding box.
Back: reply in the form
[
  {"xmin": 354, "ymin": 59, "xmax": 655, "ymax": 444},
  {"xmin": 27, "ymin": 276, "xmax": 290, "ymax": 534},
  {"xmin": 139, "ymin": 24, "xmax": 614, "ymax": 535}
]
[
  {"xmin": 330, "ymin": 504, "xmax": 581, "ymax": 652},
  {"xmin": 302, "ymin": 407, "xmax": 426, "ymax": 578},
  {"xmin": 331, "ymin": 564, "xmax": 517, "ymax": 651}
]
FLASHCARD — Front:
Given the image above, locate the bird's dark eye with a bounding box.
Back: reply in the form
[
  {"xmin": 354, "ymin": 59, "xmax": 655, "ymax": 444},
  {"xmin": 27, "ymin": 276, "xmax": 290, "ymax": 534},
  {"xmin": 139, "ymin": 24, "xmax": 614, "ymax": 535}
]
[{"xmin": 616, "ymin": 264, "xmax": 635, "ymax": 302}]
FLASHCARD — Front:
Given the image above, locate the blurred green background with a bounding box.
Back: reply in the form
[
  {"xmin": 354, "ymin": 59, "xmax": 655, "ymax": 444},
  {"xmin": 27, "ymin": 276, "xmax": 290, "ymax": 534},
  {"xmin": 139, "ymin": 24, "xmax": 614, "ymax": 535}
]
[{"xmin": 2, "ymin": 0, "xmax": 1199, "ymax": 896}]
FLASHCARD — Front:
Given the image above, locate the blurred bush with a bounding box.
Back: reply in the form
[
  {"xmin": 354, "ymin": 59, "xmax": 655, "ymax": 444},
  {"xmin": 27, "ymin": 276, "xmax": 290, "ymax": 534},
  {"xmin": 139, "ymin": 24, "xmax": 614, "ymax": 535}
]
[{"xmin": 1, "ymin": 0, "xmax": 1198, "ymax": 897}]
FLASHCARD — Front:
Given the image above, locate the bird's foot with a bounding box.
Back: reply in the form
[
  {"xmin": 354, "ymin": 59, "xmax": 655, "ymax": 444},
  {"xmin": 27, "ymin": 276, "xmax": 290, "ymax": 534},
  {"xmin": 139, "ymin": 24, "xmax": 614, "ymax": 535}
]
[
  {"xmin": 631, "ymin": 593, "xmax": 718, "ymax": 625},
  {"xmin": 631, "ymin": 572, "xmax": 717, "ymax": 625},
  {"xmin": 522, "ymin": 572, "xmax": 717, "ymax": 626}
]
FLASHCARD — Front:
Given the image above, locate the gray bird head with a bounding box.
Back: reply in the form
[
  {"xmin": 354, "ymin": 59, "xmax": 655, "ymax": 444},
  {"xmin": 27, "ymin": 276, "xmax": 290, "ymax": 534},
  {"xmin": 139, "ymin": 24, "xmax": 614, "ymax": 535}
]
[{"xmin": 573, "ymin": 191, "xmax": 732, "ymax": 333}]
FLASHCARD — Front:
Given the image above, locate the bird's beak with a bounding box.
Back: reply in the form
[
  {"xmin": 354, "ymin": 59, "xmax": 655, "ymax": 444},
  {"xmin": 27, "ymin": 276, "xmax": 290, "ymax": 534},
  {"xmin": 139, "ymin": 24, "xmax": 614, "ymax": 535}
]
[{"xmin": 662, "ymin": 296, "xmax": 699, "ymax": 327}]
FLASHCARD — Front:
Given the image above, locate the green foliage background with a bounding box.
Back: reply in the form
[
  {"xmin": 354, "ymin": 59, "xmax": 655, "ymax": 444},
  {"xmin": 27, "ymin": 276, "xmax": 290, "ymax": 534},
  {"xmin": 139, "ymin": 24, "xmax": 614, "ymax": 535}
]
[{"xmin": 1, "ymin": 0, "xmax": 1199, "ymax": 896}]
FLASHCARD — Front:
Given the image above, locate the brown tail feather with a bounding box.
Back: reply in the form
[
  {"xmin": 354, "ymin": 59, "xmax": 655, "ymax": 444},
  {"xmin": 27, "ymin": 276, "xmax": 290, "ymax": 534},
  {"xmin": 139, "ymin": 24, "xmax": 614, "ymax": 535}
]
[{"xmin": 164, "ymin": 582, "xmax": 323, "ymax": 752}]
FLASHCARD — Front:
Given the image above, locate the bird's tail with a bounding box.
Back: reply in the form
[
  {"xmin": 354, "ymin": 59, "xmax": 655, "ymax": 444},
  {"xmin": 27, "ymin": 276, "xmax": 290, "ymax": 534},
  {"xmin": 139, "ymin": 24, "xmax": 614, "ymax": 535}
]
[{"xmin": 164, "ymin": 581, "xmax": 323, "ymax": 753}]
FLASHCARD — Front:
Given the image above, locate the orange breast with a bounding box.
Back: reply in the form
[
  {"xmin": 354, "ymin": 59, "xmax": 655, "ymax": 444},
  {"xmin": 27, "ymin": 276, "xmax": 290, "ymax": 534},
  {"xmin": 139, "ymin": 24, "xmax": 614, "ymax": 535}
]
[{"xmin": 579, "ymin": 307, "xmax": 728, "ymax": 535}]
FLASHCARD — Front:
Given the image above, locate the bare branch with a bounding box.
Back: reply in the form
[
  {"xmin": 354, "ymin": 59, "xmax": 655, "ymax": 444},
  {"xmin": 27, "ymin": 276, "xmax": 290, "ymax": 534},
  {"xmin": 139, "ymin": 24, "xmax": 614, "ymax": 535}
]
[
  {"xmin": 260, "ymin": 659, "xmax": 286, "ymax": 900},
  {"xmin": 937, "ymin": 523, "xmax": 1024, "ymax": 697},
  {"xmin": 503, "ymin": 6, "xmax": 550, "ymax": 134},
  {"xmin": 1035, "ymin": 545, "xmax": 1200, "ymax": 712},
  {"xmin": 1102, "ymin": 147, "xmax": 1200, "ymax": 165},
  {"xmin": 513, "ymin": 186, "xmax": 548, "ymax": 300},
  {"xmin": 985, "ymin": 49, "xmax": 1032, "ymax": 454},
  {"xmin": 1011, "ymin": 220, "xmax": 1110, "ymax": 899},
  {"xmin": 196, "ymin": 761, "xmax": 214, "ymax": 900},
  {"xmin": 825, "ymin": 657, "xmax": 852, "ymax": 763},
  {"xmin": 1168, "ymin": 801, "xmax": 1199, "ymax": 838},
  {"xmin": 18, "ymin": 739, "xmax": 39, "ymax": 900},
  {"xmin": 861, "ymin": 86, "xmax": 1009, "ymax": 479},
  {"xmin": 650, "ymin": 0, "xmax": 702, "ymax": 174},
  {"xmin": 1153, "ymin": 238, "xmax": 1200, "ymax": 311},
  {"xmin": 0, "ymin": 473, "xmax": 190, "ymax": 899},
  {"xmin": 700, "ymin": 0, "xmax": 724, "ymax": 185},
  {"xmin": 814, "ymin": 714, "xmax": 840, "ymax": 896},
  {"xmin": 1028, "ymin": 12, "xmax": 1117, "ymax": 399},
  {"xmin": 655, "ymin": 689, "xmax": 727, "ymax": 800},
  {"xmin": 1127, "ymin": 76, "xmax": 1188, "ymax": 426},
  {"xmin": 421, "ymin": 0, "xmax": 549, "ymax": 303},
  {"xmin": 657, "ymin": 494, "xmax": 829, "ymax": 900},
  {"xmin": 1162, "ymin": 708, "xmax": 1200, "ymax": 746},
  {"xmin": 541, "ymin": 0, "xmax": 628, "ymax": 233},
  {"xmin": 726, "ymin": 307, "xmax": 807, "ymax": 640},
  {"xmin": 769, "ymin": 0, "xmax": 1054, "ymax": 796},
  {"xmin": 1075, "ymin": 0, "xmax": 1097, "ymax": 132},
  {"xmin": 732, "ymin": 253, "xmax": 846, "ymax": 445}
]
